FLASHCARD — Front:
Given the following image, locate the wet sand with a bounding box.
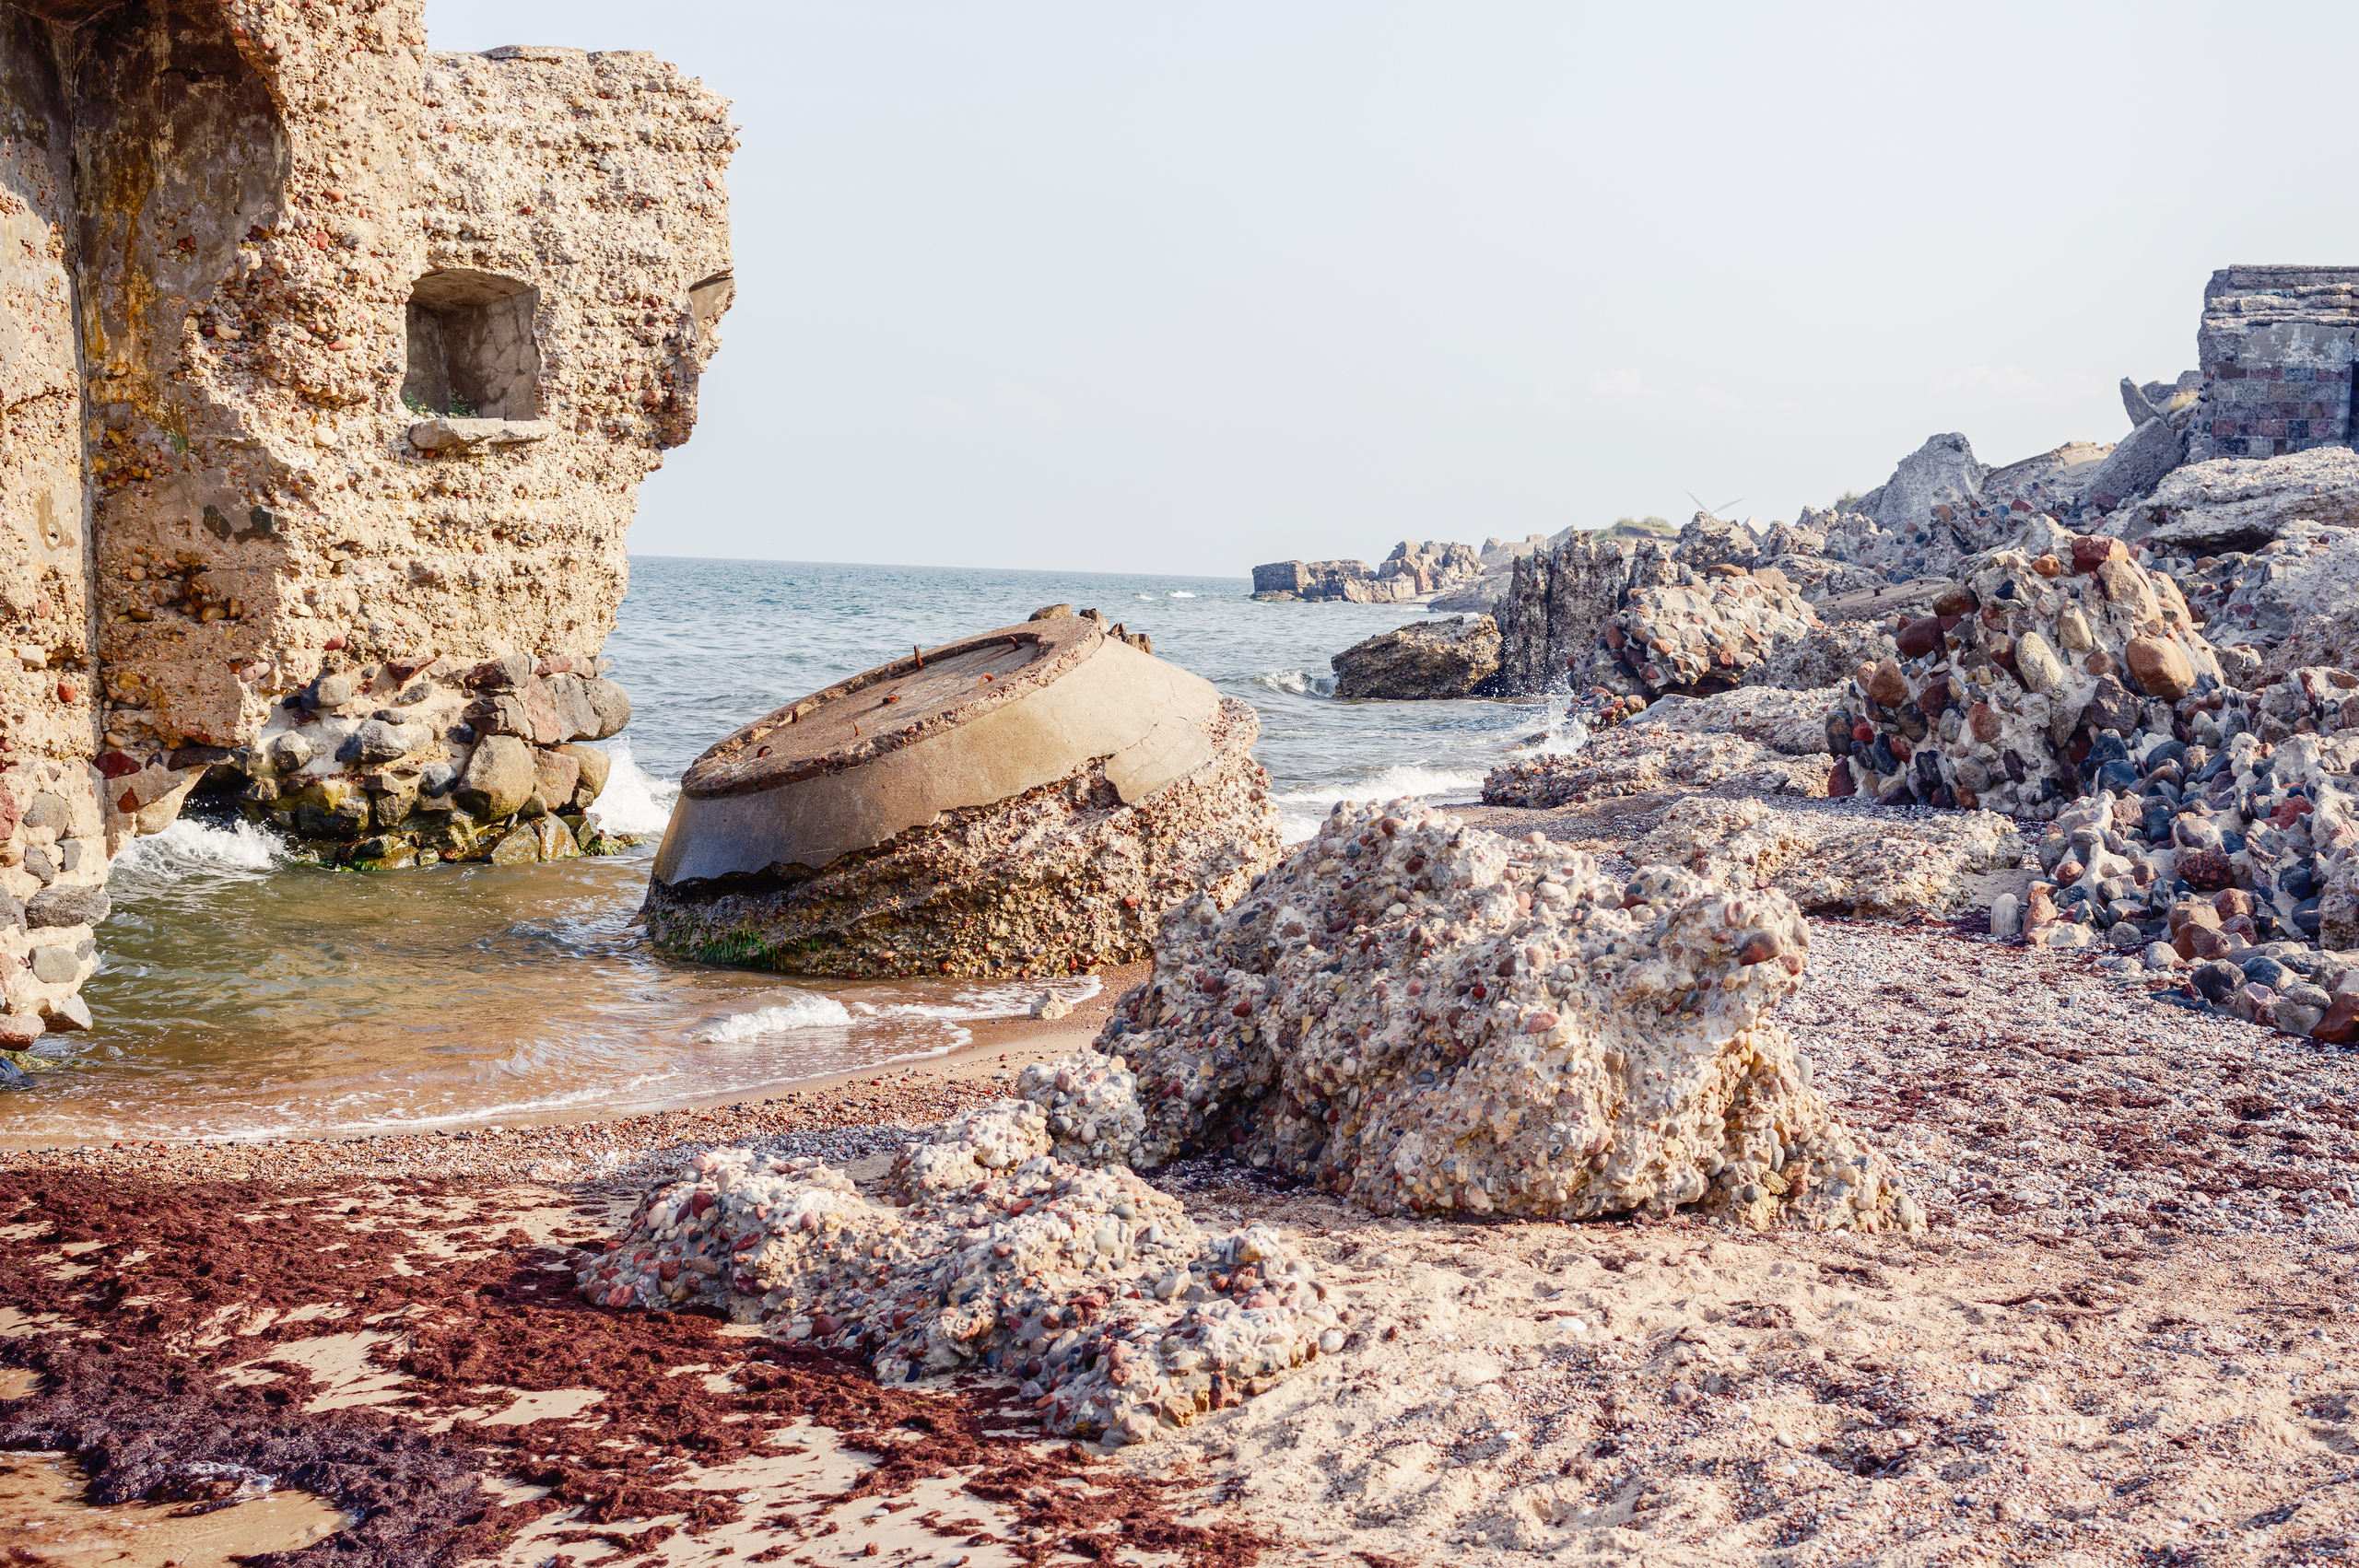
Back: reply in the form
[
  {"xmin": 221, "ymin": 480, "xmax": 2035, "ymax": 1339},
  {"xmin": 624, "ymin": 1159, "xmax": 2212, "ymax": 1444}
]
[{"xmin": 0, "ymin": 962, "xmax": 1146, "ymax": 1164}]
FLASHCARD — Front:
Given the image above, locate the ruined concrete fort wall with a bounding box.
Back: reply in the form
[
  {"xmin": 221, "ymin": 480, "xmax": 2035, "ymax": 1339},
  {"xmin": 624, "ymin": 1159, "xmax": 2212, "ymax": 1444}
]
[
  {"xmin": 0, "ymin": 0, "xmax": 734, "ymax": 1039},
  {"xmin": 2189, "ymin": 264, "xmax": 2358, "ymax": 462}
]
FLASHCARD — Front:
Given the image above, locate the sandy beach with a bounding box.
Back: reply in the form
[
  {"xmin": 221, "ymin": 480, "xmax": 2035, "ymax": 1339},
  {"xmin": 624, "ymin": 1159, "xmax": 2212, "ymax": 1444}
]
[{"xmin": 5, "ymin": 918, "xmax": 2356, "ymax": 1568}]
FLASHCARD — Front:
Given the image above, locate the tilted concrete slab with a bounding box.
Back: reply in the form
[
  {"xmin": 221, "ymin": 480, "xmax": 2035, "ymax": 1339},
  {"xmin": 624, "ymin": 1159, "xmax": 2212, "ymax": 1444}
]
[{"xmin": 651, "ymin": 618, "xmax": 1224, "ymax": 887}]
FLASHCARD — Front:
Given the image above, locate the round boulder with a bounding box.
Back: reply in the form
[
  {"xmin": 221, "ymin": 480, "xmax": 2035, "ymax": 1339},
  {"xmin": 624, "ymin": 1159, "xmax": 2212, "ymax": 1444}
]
[{"xmin": 643, "ymin": 617, "xmax": 1281, "ymax": 977}]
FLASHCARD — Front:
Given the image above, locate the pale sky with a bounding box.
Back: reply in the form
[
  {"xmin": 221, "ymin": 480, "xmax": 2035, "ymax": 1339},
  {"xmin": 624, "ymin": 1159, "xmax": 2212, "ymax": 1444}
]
[{"xmin": 426, "ymin": 1, "xmax": 2359, "ymax": 577}]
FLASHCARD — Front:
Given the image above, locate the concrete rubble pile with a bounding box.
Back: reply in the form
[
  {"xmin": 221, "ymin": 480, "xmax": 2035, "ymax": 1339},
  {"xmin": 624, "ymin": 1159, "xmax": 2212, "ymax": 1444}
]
[
  {"xmin": 1477, "ymin": 686, "xmax": 1837, "ymax": 811},
  {"xmin": 1828, "ymin": 535, "xmax": 2221, "ymax": 820},
  {"xmin": 1489, "ymin": 509, "xmax": 1919, "ymax": 703},
  {"xmin": 222, "ymin": 651, "xmax": 632, "ymax": 868},
  {"xmin": 1480, "ymin": 731, "xmax": 1829, "ymax": 811},
  {"xmin": 1102, "ymin": 801, "xmax": 1923, "ymax": 1234},
  {"xmin": 1575, "ymin": 568, "xmax": 1823, "ymax": 698},
  {"xmin": 1608, "ymin": 686, "xmax": 1845, "ymax": 757},
  {"xmin": 592, "ymin": 799, "xmax": 1936, "ymax": 1429},
  {"xmin": 581, "ymin": 1056, "xmax": 1343, "ymax": 1447},
  {"xmin": 2007, "ymin": 702, "xmax": 2359, "ymax": 954}
]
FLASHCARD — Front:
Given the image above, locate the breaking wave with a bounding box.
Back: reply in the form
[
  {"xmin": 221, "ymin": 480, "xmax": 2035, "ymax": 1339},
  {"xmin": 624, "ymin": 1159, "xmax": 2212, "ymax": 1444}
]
[
  {"xmin": 849, "ymin": 975, "xmax": 1103, "ymax": 1023},
  {"xmin": 1271, "ymin": 765, "xmax": 1490, "ymax": 843},
  {"xmin": 1253, "ymin": 669, "xmax": 1337, "ymax": 698},
  {"xmin": 587, "ymin": 741, "xmax": 679, "ymax": 837},
  {"xmin": 693, "ymin": 992, "xmax": 857, "ymax": 1042},
  {"xmin": 111, "ymin": 816, "xmax": 285, "ymax": 887}
]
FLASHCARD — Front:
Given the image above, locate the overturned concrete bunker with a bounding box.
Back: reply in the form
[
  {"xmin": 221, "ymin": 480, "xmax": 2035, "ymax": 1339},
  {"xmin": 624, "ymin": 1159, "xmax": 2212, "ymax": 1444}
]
[{"xmin": 643, "ymin": 617, "xmax": 1282, "ymax": 977}]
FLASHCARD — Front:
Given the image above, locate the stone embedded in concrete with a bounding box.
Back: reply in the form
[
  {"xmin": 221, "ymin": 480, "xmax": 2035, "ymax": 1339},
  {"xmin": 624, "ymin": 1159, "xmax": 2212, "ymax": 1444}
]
[
  {"xmin": 456, "ymin": 734, "xmax": 536, "ymax": 821},
  {"xmin": 1835, "ymin": 544, "xmax": 2223, "ymax": 817},
  {"xmin": 644, "ymin": 618, "xmax": 1281, "ymax": 977},
  {"xmin": 25, "ymin": 886, "xmax": 108, "ymax": 930}
]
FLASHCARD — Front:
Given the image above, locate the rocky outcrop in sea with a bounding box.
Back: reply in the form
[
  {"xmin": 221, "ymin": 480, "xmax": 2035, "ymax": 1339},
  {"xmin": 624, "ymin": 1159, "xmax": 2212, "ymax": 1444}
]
[{"xmin": 1328, "ymin": 614, "xmax": 1502, "ymax": 699}]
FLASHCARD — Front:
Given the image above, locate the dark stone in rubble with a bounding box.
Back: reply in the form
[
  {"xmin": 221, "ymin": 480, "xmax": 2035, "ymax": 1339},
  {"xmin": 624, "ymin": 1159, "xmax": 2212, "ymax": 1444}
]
[{"xmin": 26, "ymin": 885, "xmax": 109, "ymax": 929}]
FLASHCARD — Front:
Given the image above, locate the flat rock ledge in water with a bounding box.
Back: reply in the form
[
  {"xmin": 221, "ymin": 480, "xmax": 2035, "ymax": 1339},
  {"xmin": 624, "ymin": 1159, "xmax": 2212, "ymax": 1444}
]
[
  {"xmin": 1109, "ymin": 801, "xmax": 1919, "ymax": 1233},
  {"xmin": 1328, "ymin": 614, "xmax": 1501, "ymax": 699}
]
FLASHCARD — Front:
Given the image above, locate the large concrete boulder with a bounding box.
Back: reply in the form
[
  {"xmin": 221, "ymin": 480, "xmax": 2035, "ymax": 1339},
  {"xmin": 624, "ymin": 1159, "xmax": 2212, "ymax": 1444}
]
[
  {"xmin": 1490, "ymin": 533, "xmax": 1684, "ymax": 694},
  {"xmin": 1576, "ymin": 568, "xmax": 1822, "ymax": 698},
  {"xmin": 1481, "ymin": 731, "xmax": 1828, "ymax": 810},
  {"xmin": 1329, "ymin": 614, "xmax": 1500, "ymax": 699},
  {"xmin": 1861, "ymin": 432, "xmax": 1989, "ymax": 536},
  {"xmin": 2077, "ymin": 415, "xmax": 2188, "ymax": 517},
  {"xmin": 1101, "ymin": 802, "xmax": 1920, "ymax": 1233},
  {"xmin": 643, "ymin": 617, "xmax": 1282, "ymax": 977},
  {"xmin": 1635, "ymin": 797, "xmax": 2025, "ymax": 919}
]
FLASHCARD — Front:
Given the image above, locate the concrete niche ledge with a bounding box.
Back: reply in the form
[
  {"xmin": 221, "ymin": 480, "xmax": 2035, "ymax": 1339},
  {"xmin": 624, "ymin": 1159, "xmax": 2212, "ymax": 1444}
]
[{"xmin": 407, "ymin": 416, "xmax": 556, "ymax": 453}]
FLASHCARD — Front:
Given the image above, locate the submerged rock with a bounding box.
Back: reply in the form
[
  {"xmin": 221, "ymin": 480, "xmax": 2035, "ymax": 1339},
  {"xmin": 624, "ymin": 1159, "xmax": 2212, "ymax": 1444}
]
[
  {"xmin": 643, "ymin": 617, "xmax": 1281, "ymax": 977},
  {"xmin": 1329, "ymin": 614, "xmax": 1501, "ymax": 700},
  {"xmin": 1105, "ymin": 801, "xmax": 1919, "ymax": 1233}
]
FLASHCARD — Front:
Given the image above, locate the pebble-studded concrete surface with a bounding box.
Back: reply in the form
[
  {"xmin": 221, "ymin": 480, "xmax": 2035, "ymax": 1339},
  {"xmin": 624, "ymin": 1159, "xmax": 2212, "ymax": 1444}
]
[{"xmin": 1791, "ymin": 919, "xmax": 2359, "ymax": 1244}]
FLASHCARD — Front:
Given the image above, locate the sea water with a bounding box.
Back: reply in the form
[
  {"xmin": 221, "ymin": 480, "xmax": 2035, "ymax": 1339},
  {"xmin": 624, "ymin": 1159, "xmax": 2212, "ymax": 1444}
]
[{"xmin": 0, "ymin": 558, "xmax": 1572, "ymax": 1143}]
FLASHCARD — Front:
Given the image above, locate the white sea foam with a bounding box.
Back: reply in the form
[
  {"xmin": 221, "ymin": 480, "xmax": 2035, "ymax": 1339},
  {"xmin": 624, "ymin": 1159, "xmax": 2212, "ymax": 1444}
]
[
  {"xmin": 111, "ymin": 816, "xmax": 285, "ymax": 883},
  {"xmin": 1168, "ymin": 591, "xmax": 1197, "ymax": 598},
  {"xmin": 1253, "ymin": 669, "xmax": 1336, "ymax": 698},
  {"xmin": 848, "ymin": 974, "xmax": 1103, "ymax": 1022},
  {"xmin": 588, "ymin": 740, "xmax": 679, "ymax": 837},
  {"xmin": 1520, "ymin": 714, "xmax": 1590, "ymax": 757},
  {"xmin": 693, "ymin": 991, "xmax": 857, "ymax": 1042}
]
